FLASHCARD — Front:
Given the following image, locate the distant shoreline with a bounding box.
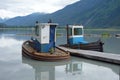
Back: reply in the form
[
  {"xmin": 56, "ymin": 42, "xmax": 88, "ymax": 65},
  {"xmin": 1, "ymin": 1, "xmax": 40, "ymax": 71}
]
[{"xmin": 0, "ymin": 27, "xmax": 120, "ymax": 31}]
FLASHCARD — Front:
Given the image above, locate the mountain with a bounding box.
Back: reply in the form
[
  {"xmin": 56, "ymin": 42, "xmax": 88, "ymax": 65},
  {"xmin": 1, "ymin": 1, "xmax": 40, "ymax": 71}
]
[
  {"xmin": 0, "ymin": 18, "xmax": 3, "ymax": 23},
  {"xmin": 48, "ymin": 0, "xmax": 104, "ymax": 26},
  {"xmin": 48, "ymin": 0, "xmax": 120, "ymax": 28},
  {"xmin": 5, "ymin": 12, "xmax": 47, "ymax": 26},
  {"xmin": 0, "ymin": 18, "xmax": 8, "ymax": 23},
  {"xmin": 4, "ymin": 0, "xmax": 120, "ymax": 28}
]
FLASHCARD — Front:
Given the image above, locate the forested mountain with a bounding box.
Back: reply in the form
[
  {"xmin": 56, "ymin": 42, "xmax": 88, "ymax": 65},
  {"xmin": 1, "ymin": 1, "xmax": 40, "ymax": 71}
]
[
  {"xmin": 4, "ymin": 13, "xmax": 46, "ymax": 26},
  {"xmin": 0, "ymin": 18, "xmax": 8, "ymax": 23},
  {"xmin": 4, "ymin": 0, "xmax": 120, "ymax": 28}
]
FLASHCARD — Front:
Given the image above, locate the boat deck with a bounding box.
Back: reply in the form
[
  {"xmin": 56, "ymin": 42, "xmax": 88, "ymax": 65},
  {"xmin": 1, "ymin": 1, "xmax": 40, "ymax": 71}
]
[
  {"xmin": 22, "ymin": 41, "xmax": 70, "ymax": 61},
  {"xmin": 57, "ymin": 46, "xmax": 120, "ymax": 65},
  {"xmin": 23, "ymin": 42, "xmax": 68, "ymax": 56}
]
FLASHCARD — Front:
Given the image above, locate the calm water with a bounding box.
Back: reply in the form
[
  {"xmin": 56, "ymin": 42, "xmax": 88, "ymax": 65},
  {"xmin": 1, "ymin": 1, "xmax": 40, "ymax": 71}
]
[{"xmin": 0, "ymin": 29, "xmax": 120, "ymax": 80}]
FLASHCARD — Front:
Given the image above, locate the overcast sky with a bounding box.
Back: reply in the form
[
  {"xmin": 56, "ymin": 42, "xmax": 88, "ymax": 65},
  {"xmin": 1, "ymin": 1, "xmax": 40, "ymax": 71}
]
[{"xmin": 0, "ymin": 0, "xmax": 79, "ymax": 19}]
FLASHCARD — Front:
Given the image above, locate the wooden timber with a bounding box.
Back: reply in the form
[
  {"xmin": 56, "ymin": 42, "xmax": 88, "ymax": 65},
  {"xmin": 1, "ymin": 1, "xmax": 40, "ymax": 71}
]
[{"xmin": 57, "ymin": 46, "xmax": 120, "ymax": 65}]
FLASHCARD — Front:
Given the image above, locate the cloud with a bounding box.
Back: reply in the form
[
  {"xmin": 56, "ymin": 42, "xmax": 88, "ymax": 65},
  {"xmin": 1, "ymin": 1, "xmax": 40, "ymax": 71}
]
[
  {"xmin": 0, "ymin": 9, "xmax": 22, "ymax": 18},
  {"xmin": 0, "ymin": 0, "xmax": 79, "ymax": 18}
]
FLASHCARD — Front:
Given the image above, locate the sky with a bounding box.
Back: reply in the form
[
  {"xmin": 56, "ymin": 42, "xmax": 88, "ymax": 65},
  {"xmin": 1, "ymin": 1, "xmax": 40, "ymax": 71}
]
[{"xmin": 0, "ymin": 0, "xmax": 79, "ymax": 19}]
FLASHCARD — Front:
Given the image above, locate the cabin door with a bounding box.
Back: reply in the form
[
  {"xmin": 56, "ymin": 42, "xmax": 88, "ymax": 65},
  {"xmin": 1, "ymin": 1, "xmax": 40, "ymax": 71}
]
[{"xmin": 48, "ymin": 26, "xmax": 55, "ymax": 50}]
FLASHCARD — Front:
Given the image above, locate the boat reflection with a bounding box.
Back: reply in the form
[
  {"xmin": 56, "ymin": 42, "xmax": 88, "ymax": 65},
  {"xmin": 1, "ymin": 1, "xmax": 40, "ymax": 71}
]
[
  {"xmin": 66, "ymin": 61, "xmax": 82, "ymax": 75},
  {"xmin": 22, "ymin": 56, "xmax": 83, "ymax": 80},
  {"xmin": 22, "ymin": 56, "xmax": 120, "ymax": 80}
]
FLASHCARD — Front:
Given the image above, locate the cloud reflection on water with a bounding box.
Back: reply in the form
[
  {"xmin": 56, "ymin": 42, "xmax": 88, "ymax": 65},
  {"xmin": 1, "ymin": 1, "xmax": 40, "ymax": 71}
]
[
  {"xmin": 0, "ymin": 36, "xmax": 23, "ymax": 48},
  {"xmin": 0, "ymin": 36, "xmax": 24, "ymax": 61}
]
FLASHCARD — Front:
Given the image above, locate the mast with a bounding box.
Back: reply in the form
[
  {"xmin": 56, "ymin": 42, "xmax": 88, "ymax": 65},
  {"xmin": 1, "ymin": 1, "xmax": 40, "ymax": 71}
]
[{"xmin": 66, "ymin": 24, "xmax": 69, "ymax": 45}]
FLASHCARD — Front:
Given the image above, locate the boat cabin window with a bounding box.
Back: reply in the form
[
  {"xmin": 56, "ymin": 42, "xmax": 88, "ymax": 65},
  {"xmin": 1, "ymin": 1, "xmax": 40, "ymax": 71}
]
[
  {"xmin": 35, "ymin": 25, "xmax": 39, "ymax": 36},
  {"xmin": 68, "ymin": 28, "xmax": 72, "ymax": 36},
  {"xmin": 74, "ymin": 28, "xmax": 82, "ymax": 35}
]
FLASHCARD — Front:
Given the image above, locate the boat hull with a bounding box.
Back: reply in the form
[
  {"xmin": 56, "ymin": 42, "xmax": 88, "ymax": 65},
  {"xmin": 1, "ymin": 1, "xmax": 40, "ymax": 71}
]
[
  {"xmin": 115, "ymin": 34, "xmax": 120, "ymax": 38},
  {"xmin": 60, "ymin": 40, "xmax": 104, "ymax": 52},
  {"xmin": 22, "ymin": 41, "xmax": 70, "ymax": 61}
]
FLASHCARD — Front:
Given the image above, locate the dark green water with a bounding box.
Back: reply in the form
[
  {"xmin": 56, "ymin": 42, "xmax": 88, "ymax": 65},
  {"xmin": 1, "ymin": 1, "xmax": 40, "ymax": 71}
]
[{"xmin": 0, "ymin": 29, "xmax": 119, "ymax": 80}]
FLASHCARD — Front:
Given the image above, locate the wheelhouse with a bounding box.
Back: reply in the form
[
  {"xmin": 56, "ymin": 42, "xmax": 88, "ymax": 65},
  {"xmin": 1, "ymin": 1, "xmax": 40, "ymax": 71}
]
[
  {"xmin": 32, "ymin": 21, "xmax": 58, "ymax": 53},
  {"xmin": 67, "ymin": 25, "xmax": 86, "ymax": 45}
]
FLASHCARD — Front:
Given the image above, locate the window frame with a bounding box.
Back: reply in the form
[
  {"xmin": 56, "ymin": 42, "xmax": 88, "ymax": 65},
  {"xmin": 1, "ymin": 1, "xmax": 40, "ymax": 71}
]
[{"xmin": 73, "ymin": 28, "xmax": 83, "ymax": 36}]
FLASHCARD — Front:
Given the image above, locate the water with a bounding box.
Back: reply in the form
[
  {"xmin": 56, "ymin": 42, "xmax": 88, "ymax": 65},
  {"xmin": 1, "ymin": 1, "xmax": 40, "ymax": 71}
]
[
  {"xmin": 0, "ymin": 29, "xmax": 120, "ymax": 80},
  {"xmin": 84, "ymin": 29, "xmax": 120, "ymax": 54}
]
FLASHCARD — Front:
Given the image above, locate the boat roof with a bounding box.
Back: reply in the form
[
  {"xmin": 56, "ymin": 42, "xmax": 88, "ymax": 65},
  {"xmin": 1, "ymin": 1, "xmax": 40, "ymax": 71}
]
[
  {"xmin": 68, "ymin": 25, "xmax": 83, "ymax": 28},
  {"xmin": 36, "ymin": 23, "xmax": 58, "ymax": 26}
]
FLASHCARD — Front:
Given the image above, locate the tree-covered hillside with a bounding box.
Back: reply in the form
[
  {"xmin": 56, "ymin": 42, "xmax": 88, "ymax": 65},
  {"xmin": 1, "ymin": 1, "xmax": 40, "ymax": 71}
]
[{"xmin": 4, "ymin": 0, "xmax": 120, "ymax": 28}]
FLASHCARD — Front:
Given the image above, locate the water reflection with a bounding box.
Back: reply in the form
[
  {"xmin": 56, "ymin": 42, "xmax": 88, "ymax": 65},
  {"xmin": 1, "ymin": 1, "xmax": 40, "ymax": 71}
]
[
  {"xmin": 22, "ymin": 56, "xmax": 70, "ymax": 80},
  {"xmin": 22, "ymin": 56, "xmax": 120, "ymax": 80},
  {"xmin": 0, "ymin": 29, "xmax": 120, "ymax": 80},
  {"xmin": 22, "ymin": 56, "xmax": 83, "ymax": 80},
  {"xmin": 0, "ymin": 36, "xmax": 24, "ymax": 62},
  {"xmin": 66, "ymin": 61, "xmax": 82, "ymax": 75}
]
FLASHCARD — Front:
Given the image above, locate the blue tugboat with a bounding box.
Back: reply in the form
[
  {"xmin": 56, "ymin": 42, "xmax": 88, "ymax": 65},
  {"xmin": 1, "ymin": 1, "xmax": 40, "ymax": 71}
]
[
  {"xmin": 22, "ymin": 21, "xmax": 70, "ymax": 61},
  {"xmin": 61, "ymin": 25, "xmax": 104, "ymax": 52}
]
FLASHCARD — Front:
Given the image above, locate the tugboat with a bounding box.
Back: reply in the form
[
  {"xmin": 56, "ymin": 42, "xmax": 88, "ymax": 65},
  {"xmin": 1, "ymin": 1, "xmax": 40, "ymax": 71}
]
[
  {"xmin": 22, "ymin": 21, "xmax": 70, "ymax": 61},
  {"xmin": 60, "ymin": 25, "xmax": 104, "ymax": 52}
]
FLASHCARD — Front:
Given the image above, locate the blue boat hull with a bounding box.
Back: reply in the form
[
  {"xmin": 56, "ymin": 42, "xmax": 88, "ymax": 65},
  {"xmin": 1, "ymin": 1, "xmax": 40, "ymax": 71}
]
[{"xmin": 60, "ymin": 40, "xmax": 104, "ymax": 52}]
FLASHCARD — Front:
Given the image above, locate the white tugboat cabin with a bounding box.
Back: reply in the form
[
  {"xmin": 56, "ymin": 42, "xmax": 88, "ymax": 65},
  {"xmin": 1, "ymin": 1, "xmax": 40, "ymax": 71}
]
[
  {"xmin": 67, "ymin": 25, "xmax": 87, "ymax": 45},
  {"xmin": 31, "ymin": 21, "xmax": 58, "ymax": 53}
]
